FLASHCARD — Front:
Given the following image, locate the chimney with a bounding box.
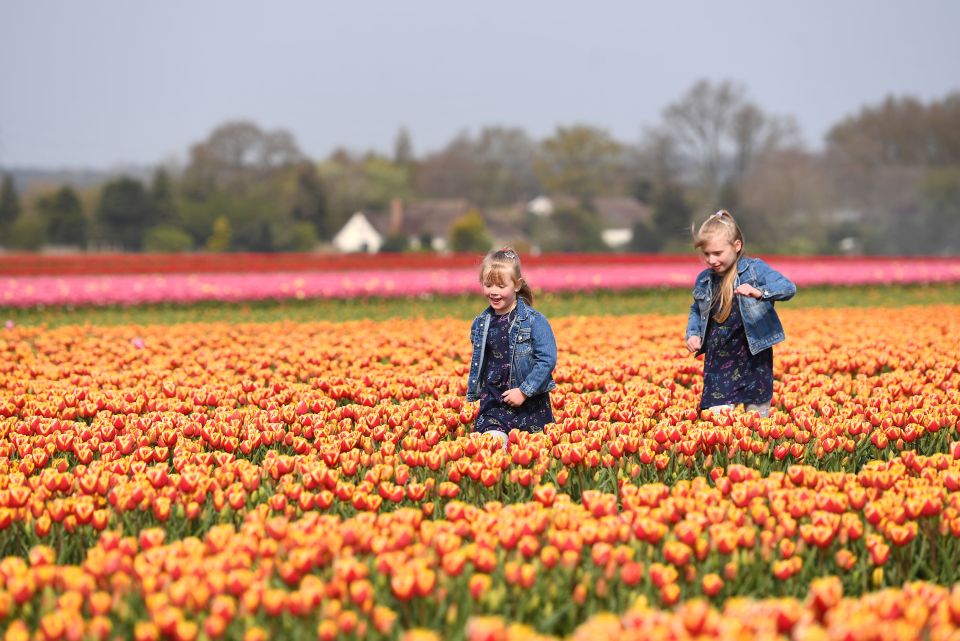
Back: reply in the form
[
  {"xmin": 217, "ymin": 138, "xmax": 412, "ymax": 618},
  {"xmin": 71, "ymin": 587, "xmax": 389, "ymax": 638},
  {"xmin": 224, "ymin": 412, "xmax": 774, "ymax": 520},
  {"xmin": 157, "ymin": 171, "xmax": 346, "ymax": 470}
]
[{"xmin": 389, "ymin": 198, "xmax": 404, "ymax": 235}]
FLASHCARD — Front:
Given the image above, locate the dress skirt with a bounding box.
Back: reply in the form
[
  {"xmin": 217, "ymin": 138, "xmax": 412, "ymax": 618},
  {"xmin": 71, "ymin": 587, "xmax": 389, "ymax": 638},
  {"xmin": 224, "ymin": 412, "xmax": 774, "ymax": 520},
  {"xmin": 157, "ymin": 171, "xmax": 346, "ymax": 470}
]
[{"xmin": 700, "ymin": 295, "xmax": 773, "ymax": 410}]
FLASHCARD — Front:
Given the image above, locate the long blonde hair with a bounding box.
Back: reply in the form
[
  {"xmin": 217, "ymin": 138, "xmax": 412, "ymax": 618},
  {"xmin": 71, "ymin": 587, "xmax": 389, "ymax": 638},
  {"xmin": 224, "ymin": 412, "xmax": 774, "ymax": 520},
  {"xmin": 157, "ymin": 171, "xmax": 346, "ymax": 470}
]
[
  {"xmin": 693, "ymin": 210, "xmax": 744, "ymax": 324},
  {"xmin": 479, "ymin": 247, "xmax": 534, "ymax": 306}
]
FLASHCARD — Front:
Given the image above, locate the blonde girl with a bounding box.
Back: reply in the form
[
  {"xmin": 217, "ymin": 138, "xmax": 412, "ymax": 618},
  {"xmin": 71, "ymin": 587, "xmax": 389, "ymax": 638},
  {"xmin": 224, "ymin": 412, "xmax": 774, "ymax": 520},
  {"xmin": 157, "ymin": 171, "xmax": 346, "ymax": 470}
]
[
  {"xmin": 685, "ymin": 210, "xmax": 796, "ymax": 416},
  {"xmin": 466, "ymin": 248, "xmax": 557, "ymax": 449}
]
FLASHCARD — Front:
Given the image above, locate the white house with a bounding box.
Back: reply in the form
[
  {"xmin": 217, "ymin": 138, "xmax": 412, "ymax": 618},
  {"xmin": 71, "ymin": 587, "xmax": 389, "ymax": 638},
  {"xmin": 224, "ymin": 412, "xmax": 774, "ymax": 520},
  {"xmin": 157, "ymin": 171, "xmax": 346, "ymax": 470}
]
[
  {"xmin": 527, "ymin": 195, "xmax": 555, "ymax": 217},
  {"xmin": 332, "ymin": 212, "xmax": 383, "ymax": 253},
  {"xmin": 331, "ymin": 199, "xmax": 482, "ymax": 254},
  {"xmin": 594, "ymin": 196, "xmax": 653, "ymax": 249},
  {"xmin": 525, "ymin": 195, "xmax": 653, "ymax": 250}
]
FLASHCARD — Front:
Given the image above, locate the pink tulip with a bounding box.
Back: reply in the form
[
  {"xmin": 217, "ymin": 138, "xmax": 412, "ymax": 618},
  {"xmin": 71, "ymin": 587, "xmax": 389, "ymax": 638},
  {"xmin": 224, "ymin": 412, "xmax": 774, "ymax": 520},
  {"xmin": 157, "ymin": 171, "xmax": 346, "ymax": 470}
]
[{"xmin": 1, "ymin": 257, "xmax": 958, "ymax": 307}]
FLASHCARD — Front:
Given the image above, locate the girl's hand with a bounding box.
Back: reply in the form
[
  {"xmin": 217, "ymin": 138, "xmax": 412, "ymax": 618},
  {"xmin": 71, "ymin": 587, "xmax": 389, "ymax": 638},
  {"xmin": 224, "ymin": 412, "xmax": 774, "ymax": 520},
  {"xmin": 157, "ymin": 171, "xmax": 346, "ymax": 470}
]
[
  {"xmin": 734, "ymin": 284, "xmax": 762, "ymax": 299},
  {"xmin": 501, "ymin": 388, "xmax": 527, "ymax": 407},
  {"xmin": 686, "ymin": 335, "xmax": 701, "ymax": 353}
]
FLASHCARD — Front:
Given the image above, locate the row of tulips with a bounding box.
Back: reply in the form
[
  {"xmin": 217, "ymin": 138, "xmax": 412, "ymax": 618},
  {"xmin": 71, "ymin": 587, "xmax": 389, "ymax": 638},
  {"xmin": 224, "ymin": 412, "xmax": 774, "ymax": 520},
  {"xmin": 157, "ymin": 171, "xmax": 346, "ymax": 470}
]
[
  {"xmin": 2, "ymin": 252, "xmax": 956, "ymax": 276},
  {"xmin": 1, "ymin": 309, "xmax": 958, "ymax": 531},
  {"xmin": 1, "ymin": 305, "xmax": 959, "ymax": 637},
  {"xmin": 4, "ymin": 257, "xmax": 960, "ymax": 307},
  {"xmin": 2, "ymin": 466, "xmax": 960, "ymax": 640}
]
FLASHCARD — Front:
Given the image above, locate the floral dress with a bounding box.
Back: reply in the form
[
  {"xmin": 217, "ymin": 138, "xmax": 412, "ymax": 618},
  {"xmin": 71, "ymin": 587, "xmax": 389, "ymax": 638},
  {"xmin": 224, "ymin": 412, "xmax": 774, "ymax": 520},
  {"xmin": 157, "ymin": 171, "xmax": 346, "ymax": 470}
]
[
  {"xmin": 700, "ymin": 286, "xmax": 774, "ymax": 410},
  {"xmin": 474, "ymin": 309, "xmax": 554, "ymax": 434}
]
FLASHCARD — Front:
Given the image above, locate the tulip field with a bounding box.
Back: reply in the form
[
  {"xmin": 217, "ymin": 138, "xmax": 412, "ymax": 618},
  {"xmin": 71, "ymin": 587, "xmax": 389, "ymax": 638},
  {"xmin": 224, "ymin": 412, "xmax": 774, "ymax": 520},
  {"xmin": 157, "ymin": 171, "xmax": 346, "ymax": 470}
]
[{"xmin": 2, "ymin": 255, "xmax": 960, "ymax": 641}]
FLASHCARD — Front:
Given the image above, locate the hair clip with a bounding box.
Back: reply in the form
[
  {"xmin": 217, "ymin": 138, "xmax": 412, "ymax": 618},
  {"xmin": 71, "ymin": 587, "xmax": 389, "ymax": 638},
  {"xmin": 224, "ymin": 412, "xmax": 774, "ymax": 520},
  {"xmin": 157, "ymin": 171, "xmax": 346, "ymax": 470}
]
[
  {"xmin": 712, "ymin": 210, "xmax": 725, "ymax": 218},
  {"xmin": 499, "ymin": 248, "xmax": 517, "ymax": 259}
]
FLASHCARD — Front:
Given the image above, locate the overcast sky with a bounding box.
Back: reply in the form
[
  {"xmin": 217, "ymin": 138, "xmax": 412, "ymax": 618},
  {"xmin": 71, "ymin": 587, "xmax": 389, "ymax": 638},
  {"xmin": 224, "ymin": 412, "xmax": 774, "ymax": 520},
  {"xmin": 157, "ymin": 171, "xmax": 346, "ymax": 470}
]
[{"xmin": 2, "ymin": 0, "xmax": 958, "ymax": 170}]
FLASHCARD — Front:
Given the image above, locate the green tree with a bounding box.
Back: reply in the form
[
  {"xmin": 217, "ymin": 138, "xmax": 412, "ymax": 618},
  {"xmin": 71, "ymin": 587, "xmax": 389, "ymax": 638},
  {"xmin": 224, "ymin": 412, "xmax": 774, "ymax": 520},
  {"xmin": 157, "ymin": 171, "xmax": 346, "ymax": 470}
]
[
  {"xmin": 414, "ymin": 126, "xmax": 541, "ymax": 207},
  {"xmin": 36, "ymin": 186, "xmax": 87, "ymax": 247},
  {"xmin": 651, "ymin": 185, "xmax": 693, "ymax": 249},
  {"xmin": 8, "ymin": 215, "xmax": 46, "ymax": 250},
  {"xmin": 536, "ymin": 125, "xmax": 623, "ymax": 201},
  {"xmin": 143, "ymin": 225, "xmax": 194, "ymax": 252},
  {"xmin": 0, "ymin": 174, "xmax": 21, "ymax": 239},
  {"xmin": 450, "ymin": 210, "xmax": 492, "ymax": 253},
  {"xmin": 291, "ymin": 163, "xmax": 330, "ymax": 238},
  {"xmin": 530, "ymin": 205, "xmax": 606, "ymax": 253},
  {"xmin": 393, "ymin": 126, "xmax": 414, "ymax": 167},
  {"xmin": 380, "ymin": 233, "xmax": 409, "ymax": 253},
  {"xmin": 289, "ymin": 222, "xmax": 319, "ymax": 252},
  {"xmin": 182, "ymin": 120, "xmax": 304, "ymax": 199},
  {"xmin": 96, "ymin": 177, "xmax": 155, "ymax": 250},
  {"xmin": 910, "ymin": 167, "xmax": 960, "ymax": 255},
  {"xmin": 149, "ymin": 168, "xmax": 178, "ymax": 226},
  {"xmin": 318, "ymin": 152, "xmax": 412, "ymax": 233}
]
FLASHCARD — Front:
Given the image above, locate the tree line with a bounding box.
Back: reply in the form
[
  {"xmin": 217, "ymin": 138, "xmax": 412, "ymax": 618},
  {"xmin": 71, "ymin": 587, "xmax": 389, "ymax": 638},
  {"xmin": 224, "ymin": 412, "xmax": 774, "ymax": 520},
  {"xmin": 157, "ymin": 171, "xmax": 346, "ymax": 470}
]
[{"xmin": 1, "ymin": 79, "xmax": 958, "ymax": 255}]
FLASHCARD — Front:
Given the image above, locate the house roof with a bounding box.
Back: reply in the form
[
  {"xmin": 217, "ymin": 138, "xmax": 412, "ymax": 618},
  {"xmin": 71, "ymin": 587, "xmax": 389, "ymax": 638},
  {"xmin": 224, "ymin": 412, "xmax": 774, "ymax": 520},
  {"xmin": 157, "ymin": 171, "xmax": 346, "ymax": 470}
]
[
  {"xmin": 401, "ymin": 198, "xmax": 473, "ymax": 237},
  {"xmin": 355, "ymin": 198, "xmax": 475, "ymax": 239},
  {"xmin": 592, "ymin": 196, "xmax": 653, "ymax": 229},
  {"xmin": 485, "ymin": 203, "xmax": 526, "ymax": 241},
  {"xmin": 363, "ymin": 211, "xmax": 392, "ymax": 236}
]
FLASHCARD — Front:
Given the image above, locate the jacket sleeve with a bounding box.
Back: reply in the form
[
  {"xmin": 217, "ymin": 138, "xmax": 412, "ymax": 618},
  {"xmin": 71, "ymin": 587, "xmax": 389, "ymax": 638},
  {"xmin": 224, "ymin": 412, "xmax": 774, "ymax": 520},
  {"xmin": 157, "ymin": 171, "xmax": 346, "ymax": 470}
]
[
  {"xmin": 465, "ymin": 317, "xmax": 479, "ymax": 401},
  {"xmin": 754, "ymin": 259, "xmax": 796, "ymax": 302},
  {"xmin": 518, "ymin": 316, "xmax": 558, "ymax": 398},
  {"xmin": 686, "ymin": 298, "xmax": 702, "ymax": 338}
]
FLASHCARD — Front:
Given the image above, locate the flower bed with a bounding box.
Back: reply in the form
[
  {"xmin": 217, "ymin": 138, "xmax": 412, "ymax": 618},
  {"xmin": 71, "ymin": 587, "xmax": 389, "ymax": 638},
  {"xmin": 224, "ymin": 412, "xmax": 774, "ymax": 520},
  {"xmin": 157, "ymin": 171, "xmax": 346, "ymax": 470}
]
[
  {"xmin": 3, "ymin": 257, "xmax": 960, "ymax": 307},
  {"xmin": 1, "ymin": 305, "xmax": 959, "ymax": 638}
]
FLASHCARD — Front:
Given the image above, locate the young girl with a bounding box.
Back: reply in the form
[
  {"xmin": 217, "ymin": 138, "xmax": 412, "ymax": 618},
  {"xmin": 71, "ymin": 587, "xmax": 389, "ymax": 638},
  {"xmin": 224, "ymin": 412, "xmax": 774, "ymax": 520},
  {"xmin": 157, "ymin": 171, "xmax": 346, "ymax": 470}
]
[
  {"xmin": 685, "ymin": 210, "xmax": 796, "ymax": 417},
  {"xmin": 466, "ymin": 248, "xmax": 557, "ymax": 449}
]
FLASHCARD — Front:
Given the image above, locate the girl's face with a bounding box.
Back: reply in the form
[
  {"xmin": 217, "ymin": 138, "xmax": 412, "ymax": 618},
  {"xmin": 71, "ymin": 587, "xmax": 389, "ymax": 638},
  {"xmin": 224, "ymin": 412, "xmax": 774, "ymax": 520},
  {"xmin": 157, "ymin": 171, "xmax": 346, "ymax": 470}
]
[
  {"xmin": 700, "ymin": 236, "xmax": 742, "ymax": 274},
  {"xmin": 482, "ymin": 269, "xmax": 521, "ymax": 315}
]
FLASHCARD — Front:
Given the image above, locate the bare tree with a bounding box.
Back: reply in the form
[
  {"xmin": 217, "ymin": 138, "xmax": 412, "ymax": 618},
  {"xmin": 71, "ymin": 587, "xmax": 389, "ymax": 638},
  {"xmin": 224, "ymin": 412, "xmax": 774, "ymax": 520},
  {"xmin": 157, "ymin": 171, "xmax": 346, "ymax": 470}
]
[
  {"xmin": 827, "ymin": 92, "xmax": 960, "ymax": 167},
  {"xmin": 474, "ymin": 127, "xmax": 541, "ymax": 206},
  {"xmin": 414, "ymin": 131, "xmax": 482, "ymax": 200},
  {"xmin": 654, "ymin": 79, "xmax": 800, "ymax": 204}
]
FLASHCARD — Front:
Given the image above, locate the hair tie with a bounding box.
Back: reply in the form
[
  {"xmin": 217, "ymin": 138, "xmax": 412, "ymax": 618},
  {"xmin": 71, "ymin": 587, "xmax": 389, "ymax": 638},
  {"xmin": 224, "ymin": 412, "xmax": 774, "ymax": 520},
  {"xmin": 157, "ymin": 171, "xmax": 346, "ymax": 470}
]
[{"xmin": 711, "ymin": 210, "xmax": 730, "ymax": 225}]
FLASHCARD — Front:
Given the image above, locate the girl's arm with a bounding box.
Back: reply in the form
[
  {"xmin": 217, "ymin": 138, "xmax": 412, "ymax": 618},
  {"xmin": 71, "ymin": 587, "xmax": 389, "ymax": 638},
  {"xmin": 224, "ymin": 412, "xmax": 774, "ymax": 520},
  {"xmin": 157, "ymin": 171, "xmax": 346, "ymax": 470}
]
[
  {"xmin": 686, "ymin": 300, "xmax": 702, "ymax": 338},
  {"xmin": 517, "ymin": 317, "xmax": 558, "ymax": 398},
  {"xmin": 754, "ymin": 259, "xmax": 796, "ymax": 302}
]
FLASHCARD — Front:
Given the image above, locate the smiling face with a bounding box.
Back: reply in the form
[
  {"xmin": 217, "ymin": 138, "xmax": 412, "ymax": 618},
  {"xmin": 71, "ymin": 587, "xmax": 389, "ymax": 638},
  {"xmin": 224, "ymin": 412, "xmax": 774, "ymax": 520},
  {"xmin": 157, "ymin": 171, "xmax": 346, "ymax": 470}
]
[
  {"xmin": 481, "ymin": 266, "xmax": 521, "ymax": 315},
  {"xmin": 699, "ymin": 235, "xmax": 742, "ymax": 274}
]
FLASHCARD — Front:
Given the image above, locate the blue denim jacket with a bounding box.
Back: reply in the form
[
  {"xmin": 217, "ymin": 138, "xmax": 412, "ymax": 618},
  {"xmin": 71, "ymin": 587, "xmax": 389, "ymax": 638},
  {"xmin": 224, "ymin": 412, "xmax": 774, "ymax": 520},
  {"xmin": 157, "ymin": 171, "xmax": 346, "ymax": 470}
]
[
  {"xmin": 466, "ymin": 297, "xmax": 557, "ymax": 402},
  {"xmin": 686, "ymin": 256, "xmax": 796, "ymax": 356}
]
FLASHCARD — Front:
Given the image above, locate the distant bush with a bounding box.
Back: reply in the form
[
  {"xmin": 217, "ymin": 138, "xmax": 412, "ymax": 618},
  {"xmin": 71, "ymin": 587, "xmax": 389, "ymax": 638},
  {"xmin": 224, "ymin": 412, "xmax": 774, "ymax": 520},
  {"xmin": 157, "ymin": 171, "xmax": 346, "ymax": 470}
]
[
  {"xmin": 289, "ymin": 222, "xmax": 319, "ymax": 252},
  {"xmin": 143, "ymin": 225, "xmax": 194, "ymax": 252},
  {"xmin": 7, "ymin": 215, "xmax": 47, "ymax": 251}
]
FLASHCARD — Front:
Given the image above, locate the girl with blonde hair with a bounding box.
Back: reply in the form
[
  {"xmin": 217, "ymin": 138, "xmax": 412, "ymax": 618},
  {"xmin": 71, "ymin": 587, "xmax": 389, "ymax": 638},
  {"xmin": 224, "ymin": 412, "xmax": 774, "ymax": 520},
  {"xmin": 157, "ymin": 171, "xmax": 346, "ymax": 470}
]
[
  {"xmin": 685, "ymin": 210, "xmax": 796, "ymax": 417},
  {"xmin": 466, "ymin": 248, "xmax": 557, "ymax": 449}
]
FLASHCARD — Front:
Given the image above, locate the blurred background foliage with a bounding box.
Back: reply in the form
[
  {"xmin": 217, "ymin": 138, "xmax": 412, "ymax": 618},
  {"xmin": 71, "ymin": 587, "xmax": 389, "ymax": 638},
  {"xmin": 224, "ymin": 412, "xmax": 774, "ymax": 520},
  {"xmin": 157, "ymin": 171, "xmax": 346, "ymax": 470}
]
[{"xmin": 2, "ymin": 79, "xmax": 958, "ymax": 256}]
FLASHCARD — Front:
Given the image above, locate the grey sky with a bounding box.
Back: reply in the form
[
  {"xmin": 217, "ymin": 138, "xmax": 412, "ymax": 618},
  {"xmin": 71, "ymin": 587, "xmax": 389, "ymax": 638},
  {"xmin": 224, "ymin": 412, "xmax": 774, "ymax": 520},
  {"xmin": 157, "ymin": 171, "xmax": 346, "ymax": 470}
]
[{"xmin": 2, "ymin": 0, "xmax": 958, "ymax": 169}]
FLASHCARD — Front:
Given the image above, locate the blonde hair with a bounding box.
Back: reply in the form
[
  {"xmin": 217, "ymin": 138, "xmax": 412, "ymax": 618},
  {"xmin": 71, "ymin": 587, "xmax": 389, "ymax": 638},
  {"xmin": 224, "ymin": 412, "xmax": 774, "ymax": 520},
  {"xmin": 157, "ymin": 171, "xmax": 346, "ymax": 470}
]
[
  {"xmin": 479, "ymin": 247, "xmax": 534, "ymax": 306},
  {"xmin": 693, "ymin": 209, "xmax": 744, "ymax": 324}
]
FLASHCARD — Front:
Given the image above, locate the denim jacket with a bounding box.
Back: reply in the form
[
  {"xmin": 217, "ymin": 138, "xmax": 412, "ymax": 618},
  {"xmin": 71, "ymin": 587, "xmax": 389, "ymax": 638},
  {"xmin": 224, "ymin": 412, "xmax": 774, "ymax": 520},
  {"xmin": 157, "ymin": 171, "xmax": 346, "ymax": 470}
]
[
  {"xmin": 466, "ymin": 297, "xmax": 558, "ymax": 402},
  {"xmin": 686, "ymin": 256, "xmax": 796, "ymax": 356}
]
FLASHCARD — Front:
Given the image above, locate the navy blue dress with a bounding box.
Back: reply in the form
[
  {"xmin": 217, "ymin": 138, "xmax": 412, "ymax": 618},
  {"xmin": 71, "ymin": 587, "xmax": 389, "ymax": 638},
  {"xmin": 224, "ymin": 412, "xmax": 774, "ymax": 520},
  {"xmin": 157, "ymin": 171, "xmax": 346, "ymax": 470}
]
[
  {"xmin": 700, "ymin": 288, "xmax": 773, "ymax": 410},
  {"xmin": 474, "ymin": 309, "xmax": 554, "ymax": 434}
]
